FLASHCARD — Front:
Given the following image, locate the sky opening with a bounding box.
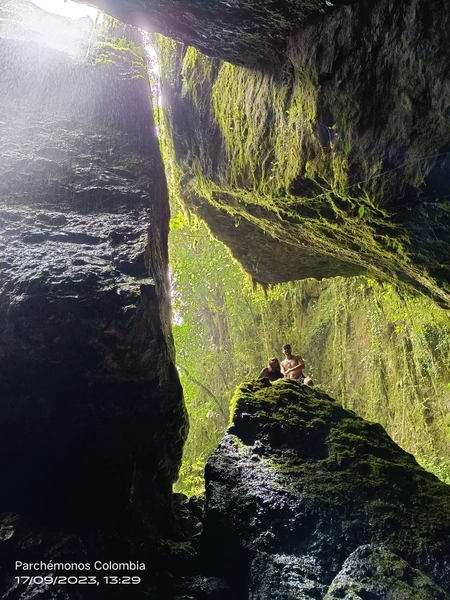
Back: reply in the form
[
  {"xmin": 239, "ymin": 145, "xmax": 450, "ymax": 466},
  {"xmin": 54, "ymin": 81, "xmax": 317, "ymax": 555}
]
[{"xmin": 29, "ymin": 0, "xmax": 98, "ymax": 21}]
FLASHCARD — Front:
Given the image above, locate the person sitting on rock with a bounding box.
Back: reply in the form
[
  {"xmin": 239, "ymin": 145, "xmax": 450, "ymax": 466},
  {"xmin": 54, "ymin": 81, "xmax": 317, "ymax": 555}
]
[
  {"xmin": 258, "ymin": 357, "xmax": 284, "ymax": 382},
  {"xmin": 280, "ymin": 344, "xmax": 314, "ymax": 386}
]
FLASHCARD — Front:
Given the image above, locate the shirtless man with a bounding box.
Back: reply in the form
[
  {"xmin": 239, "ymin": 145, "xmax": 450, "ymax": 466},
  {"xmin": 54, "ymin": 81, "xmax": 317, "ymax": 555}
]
[{"xmin": 280, "ymin": 344, "xmax": 314, "ymax": 386}]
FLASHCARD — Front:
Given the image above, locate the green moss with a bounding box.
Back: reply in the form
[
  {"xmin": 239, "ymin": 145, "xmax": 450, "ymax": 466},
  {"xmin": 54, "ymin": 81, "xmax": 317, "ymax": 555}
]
[
  {"xmin": 153, "ymin": 34, "xmax": 183, "ymax": 87},
  {"xmin": 93, "ymin": 36, "xmax": 147, "ymax": 77},
  {"xmin": 157, "ymin": 19, "xmax": 450, "ymax": 492},
  {"xmin": 181, "ymin": 46, "xmax": 216, "ymax": 107},
  {"xmin": 228, "ymin": 384, "xmax": 450, "ymax": 540},
  {"xmin": 173, "ymin": 454, "xmax": 206, "ymax": 496},
  {"xmin": 324, "ymin": 545, "xmax": 450, "ymax": 599},
  {"xmin": 157, "ymin": 11, "xmax": 450, "ymax": 304}
]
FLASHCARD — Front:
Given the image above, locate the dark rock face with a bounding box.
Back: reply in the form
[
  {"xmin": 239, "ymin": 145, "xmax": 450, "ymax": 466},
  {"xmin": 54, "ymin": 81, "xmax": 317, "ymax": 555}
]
[
  {"xmin": 0, "ymin": 495, "xmax": 203, "ymax": 600},
  {"xmin": 325, "ymin": 545, "xmax": 450, "ymax": 600},
  {"xmin": 0, "ymin": 2, "xmax": 188, "ymax": 596},
  {"xmin": 74, "ymin": 0, "xmax": 326, "ymax": 68},
  {"xmin": 201, "ymin": 379, "xmax": 450, "ymax": 598}
]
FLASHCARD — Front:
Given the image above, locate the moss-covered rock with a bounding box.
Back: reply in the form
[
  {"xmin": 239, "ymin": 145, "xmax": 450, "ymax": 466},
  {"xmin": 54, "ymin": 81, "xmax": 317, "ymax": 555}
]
[
  {"xmin": 325, "ymin": 544, "xmax": 449, "ymax": 600},
  {"xmin": 201, "ymin": 379, "xmax": 450, "ymax": 597},
  {"xmin": 154, "ymin": 0, "xmax": 450, "ymax": 308}
]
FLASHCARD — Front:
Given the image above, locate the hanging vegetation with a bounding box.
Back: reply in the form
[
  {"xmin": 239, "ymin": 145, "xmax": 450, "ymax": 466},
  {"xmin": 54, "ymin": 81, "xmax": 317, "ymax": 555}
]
[
  {"xmin": 169, "ymin": 210, "xmax": 450, "ymax": 495},
  {"xmin": 153, "ymin": 33, "xmax": 450, "ymax": 496}
]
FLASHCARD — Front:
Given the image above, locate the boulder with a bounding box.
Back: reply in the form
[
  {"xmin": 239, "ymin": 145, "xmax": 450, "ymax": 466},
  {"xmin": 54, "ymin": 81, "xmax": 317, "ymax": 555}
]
[
  {"xmin": 201, "ymin": 379, "xmax": 450, "ymax": 598},
  {"xmin": 324, "ymin": 544, "xmax": 449, "ymax": 600}
]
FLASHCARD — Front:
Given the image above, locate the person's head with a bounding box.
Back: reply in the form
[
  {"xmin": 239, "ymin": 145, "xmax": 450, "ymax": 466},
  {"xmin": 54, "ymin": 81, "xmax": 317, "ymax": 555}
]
[
  {"xmin": 282, "ymin": 344, "xmax": 292, "ymax": 357},
  {"xmin": 268, "ymin": 357, "xmax": 280, "ymax": 370}
]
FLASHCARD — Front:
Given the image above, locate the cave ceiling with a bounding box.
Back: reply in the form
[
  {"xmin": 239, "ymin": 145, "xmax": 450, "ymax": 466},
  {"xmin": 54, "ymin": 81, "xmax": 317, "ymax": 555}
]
[
  {"xmin": 75, "ymin": 0, "xmax": 450, "ymax": 308},
  {"xmin": 74, "ymin": 0, "xmax": 328, "ymax": 68}
]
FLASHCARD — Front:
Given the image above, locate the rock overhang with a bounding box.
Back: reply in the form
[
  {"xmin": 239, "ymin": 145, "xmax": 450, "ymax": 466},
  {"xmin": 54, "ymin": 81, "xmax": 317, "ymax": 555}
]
[
  {"xmin": 73, "ymin": 0, "xmax": 332, "ymax": 68},
  {"xmin": 68, "ymin": 0, "xmax": 450, "ymax": 308},
  {"xmin": 152, "ymin": 0, "xmax": 450, "ymax": 306}
]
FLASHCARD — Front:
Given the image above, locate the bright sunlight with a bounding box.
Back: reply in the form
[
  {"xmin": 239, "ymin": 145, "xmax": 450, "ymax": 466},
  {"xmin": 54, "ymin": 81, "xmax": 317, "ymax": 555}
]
[{"xmin": 29, "ymin": 0, "xmax": 98, "ymax": 21}]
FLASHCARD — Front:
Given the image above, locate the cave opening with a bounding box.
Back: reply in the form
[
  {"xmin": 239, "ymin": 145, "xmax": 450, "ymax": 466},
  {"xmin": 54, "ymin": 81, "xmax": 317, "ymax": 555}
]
[
  {"xmin": 24, "ymin": 0, "xmax": 450, "ymax": 496},
  {"xmin": 1, "ymin": 1, "xmax": 450, "ymax": 597}
]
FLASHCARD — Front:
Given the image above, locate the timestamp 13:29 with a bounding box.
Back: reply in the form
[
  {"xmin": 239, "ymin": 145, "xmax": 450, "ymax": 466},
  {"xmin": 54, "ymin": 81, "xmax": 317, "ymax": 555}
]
[{"xmin": 15, "ymin": 576, "xmax": 141, "ymax": 586}]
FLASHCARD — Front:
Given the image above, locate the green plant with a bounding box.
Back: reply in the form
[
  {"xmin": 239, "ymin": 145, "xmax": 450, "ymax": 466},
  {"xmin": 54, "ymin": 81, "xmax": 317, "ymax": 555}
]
[{"xmin": 155, "ymin": 38, "xmax": 450, "ymax": 495}]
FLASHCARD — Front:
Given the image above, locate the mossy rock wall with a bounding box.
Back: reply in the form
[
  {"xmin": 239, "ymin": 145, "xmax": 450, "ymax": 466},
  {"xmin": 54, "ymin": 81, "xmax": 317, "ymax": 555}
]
[
  {"xmin": 264, "ymin": 276, "xmax": 450, "ymax": 468},
  {"xmin": 155, "ymin": 0, "xmax": 450, "ymax": 307}
]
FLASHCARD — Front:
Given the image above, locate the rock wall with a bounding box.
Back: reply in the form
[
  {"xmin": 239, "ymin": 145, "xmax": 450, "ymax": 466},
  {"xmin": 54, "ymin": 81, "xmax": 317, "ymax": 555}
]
[
  {"xmin": 153, "ymin": 0, "xmax": 450, "ymax": 307},
  {"xmin": 74, "ymin": 0, "xmax": 326, "ymax": 68},
  {"xmin": 71, "ymin": 0, "xmax": 450, "ymax": 307},
  {"xmin": 0, "ymin": 0, "xmax": 186, "ymax": 576}
]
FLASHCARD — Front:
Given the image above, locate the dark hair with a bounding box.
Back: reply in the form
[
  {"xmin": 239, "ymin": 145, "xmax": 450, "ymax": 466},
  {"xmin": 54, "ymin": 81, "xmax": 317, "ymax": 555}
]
[{"xmin": 282, "ymin": 344, "xmax": 291, "ymax": 350}]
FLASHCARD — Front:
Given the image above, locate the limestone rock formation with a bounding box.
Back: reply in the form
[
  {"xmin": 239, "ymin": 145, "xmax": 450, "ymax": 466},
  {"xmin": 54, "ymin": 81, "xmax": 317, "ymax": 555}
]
[
  {"xmin": 0, "ymin": 2, "xmax": 189, "ymax": 596},
  {"xmin": 200, "ymin": 379, "xmax": 450, "ymax": 598}
]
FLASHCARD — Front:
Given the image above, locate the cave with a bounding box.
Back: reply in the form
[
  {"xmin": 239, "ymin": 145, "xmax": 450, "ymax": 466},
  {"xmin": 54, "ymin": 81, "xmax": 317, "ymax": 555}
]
[{"xmin": 0, "ymin": 0, "xmax": 449, "ymax": 598}]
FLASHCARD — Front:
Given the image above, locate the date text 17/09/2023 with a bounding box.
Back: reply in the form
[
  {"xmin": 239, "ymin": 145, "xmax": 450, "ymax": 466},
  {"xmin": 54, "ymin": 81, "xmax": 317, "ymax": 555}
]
[{"xmin": 14, "ymin": 561, "xmax": 146, "ymax": 586}]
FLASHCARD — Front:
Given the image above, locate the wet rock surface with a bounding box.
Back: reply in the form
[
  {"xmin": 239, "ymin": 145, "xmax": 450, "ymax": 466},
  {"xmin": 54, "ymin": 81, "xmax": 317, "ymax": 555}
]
[
  {"xmin": 0, "ymin": 2, "xmax": 188, "ymax": 597},
  {"xmin": 200, "ymin": 379, "xmax": 450, "ymax": 598},
  {"xmin": 0, "ymin": 202, "xmax": 175, "ymax": 520},
  {"xmin": 325, "ymin": 544, "xmax": 450, "ymax": 600},
  {"xmin": 73, "ymin": 0, "xmax": 328, "ymax": 69}
]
